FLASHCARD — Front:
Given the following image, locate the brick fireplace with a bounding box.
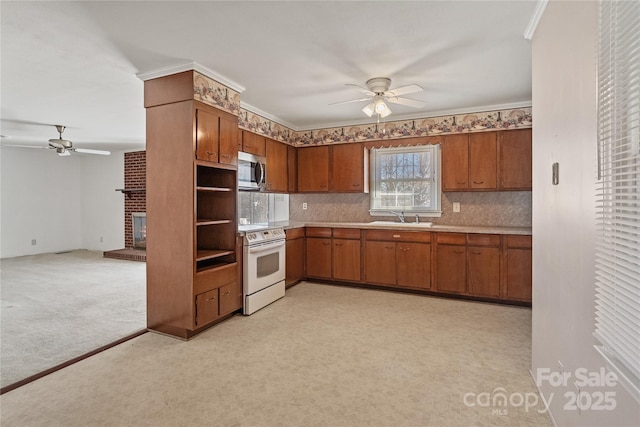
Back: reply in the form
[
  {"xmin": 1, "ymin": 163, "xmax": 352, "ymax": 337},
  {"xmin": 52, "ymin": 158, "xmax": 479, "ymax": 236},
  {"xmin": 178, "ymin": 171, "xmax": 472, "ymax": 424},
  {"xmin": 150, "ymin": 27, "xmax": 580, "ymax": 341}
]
[{"xmin": 104, "ymin": 150, "xmax": 147, "ymax": 262}]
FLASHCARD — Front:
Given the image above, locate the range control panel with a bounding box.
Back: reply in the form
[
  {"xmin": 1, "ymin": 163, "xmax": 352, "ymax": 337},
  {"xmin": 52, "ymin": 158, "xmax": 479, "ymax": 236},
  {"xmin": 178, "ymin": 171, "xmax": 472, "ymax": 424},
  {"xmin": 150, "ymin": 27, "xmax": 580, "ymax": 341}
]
[{"xmin": 244, "ymin": 227, "xmax": 285, "ymax": 244}]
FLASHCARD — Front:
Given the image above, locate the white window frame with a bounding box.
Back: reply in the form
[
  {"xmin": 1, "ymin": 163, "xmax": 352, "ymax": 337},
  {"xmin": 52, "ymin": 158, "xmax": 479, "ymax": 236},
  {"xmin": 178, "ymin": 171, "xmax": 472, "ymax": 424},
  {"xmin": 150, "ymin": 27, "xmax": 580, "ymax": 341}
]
[
  {"xmin": 369, "ymin": 144, "xmax": 442, "ymax": 217},
  {"xmin": 595, "ymin": 0, "xmax": 640, "ymax": 402}
]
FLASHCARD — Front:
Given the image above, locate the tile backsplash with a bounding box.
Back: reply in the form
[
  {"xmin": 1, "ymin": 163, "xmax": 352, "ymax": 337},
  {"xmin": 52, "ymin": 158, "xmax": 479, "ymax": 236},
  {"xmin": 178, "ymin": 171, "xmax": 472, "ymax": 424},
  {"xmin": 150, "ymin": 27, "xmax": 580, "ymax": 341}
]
[{"xmin": 289, "ymin": 191, "xmax": 531, "ymax": 227}]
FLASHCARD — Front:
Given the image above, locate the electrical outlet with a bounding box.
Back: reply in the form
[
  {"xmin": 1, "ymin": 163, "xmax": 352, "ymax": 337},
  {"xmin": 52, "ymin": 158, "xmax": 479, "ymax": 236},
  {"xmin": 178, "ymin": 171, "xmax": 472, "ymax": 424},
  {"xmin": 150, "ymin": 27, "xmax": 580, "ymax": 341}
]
[
  {"xmin": 453, "ymin": 202, "xmax": 460, "ymax": 213},
  {"xmin": 31, "ymin": 239, "xmax": 36, "ymax": 246},
  {"xmin": 303, "ymin": 202, "xmax": 308, "ymax": 210}
]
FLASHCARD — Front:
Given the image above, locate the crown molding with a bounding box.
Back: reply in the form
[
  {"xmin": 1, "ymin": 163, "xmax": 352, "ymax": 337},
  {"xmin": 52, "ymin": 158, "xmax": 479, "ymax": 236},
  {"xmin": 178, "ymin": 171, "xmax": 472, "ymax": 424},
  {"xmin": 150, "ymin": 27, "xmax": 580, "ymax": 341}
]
[
  {"xmin": 524, "ymin": 0, "xmax": 548, "ymax": 40},
  {"xmin": 136, "ymin": 62, "xmax": 245, "ymax": 93}
]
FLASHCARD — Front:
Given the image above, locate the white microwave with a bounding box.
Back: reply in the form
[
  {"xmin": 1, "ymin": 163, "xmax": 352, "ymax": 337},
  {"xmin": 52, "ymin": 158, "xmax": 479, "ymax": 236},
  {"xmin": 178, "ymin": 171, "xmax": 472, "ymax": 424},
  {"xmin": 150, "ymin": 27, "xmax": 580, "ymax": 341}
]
[{"xmin": 238, "ymin": 151, "xmax": 266, "ymax": 191}]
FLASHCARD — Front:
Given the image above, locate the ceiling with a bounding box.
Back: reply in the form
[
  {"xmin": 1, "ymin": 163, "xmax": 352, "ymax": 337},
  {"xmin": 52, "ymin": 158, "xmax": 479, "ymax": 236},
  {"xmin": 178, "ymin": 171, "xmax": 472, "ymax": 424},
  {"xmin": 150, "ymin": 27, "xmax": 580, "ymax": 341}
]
[{"xmin": 0, "ymin": 1, "xmax": 537, "ymax": 152}]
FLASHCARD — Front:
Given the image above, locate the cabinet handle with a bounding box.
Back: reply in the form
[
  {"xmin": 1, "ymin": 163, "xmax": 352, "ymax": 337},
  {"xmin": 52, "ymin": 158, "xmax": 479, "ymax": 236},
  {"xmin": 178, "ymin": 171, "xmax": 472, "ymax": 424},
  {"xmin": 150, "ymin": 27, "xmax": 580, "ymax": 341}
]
[
  {"xmin": 352, "ymin": 183, "xmax": 360, "ymax": 187},
  {"xmin": 471, "ymin": 251, "xmax": 482, "ymax": 255},
  {"xmin": 334, "ymin": 242, "xmax": 344, "ymax": 246},
  {"xmin": 473, "ymin": 181, "xmax": 484, "ymax": 184},
  {"xmin": 221, "ymin": 154, "xmax": 231, "ymax": 159},
  {"xmin": 453, "ymin": 250, "xmax": 464, "ymax": 254},
  {"xmin": 400, "ymin": 247, "xmax": 410, "ymax": 252},
  {"xmin": 206, "ymin": 151, "xmax": 217, "ymax": 158},
  {"xmin": 385, "ymin": 246, "xmax": 394, "ymax": 250},
  {"xmin": 322, "ymin": 242, "xmax": 330, "ymax": 246},
  {"xmin": 223, "ymin": 290, "xmax": 230, "ymax": 296},
  {"xmin": 206, "ymin": 297, "xmax": 216, "ymax": 302}
]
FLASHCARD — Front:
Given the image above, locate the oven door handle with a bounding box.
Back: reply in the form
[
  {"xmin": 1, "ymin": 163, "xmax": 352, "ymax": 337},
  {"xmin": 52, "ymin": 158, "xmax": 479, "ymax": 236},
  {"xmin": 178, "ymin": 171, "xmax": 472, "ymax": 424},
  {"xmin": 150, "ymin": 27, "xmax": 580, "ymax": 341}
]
[{"xmin": 247, "ymin": 239, "xmax": 285, "ymax": 254}]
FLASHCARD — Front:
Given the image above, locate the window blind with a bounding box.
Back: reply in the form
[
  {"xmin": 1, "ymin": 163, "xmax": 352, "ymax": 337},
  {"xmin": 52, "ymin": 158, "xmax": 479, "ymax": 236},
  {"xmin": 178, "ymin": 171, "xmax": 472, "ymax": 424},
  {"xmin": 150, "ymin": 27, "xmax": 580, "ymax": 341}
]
[{"xmin": 595, "ymin": 0, "xmax": 640, "ymax": 401}]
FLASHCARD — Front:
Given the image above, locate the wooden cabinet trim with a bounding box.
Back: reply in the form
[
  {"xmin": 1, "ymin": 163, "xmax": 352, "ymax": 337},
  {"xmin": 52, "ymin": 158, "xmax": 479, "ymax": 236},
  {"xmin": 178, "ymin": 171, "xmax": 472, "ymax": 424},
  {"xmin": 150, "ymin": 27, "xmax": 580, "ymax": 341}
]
[
  {"xmin": 364, "ymin": 229, "xmax": 431, "ymax": 243},
  {"xmin": 332, "ymin": 228, "xmax": 361, "ymax": 239},
  {"xmin": 467, "ymin": 233, "xmax": 501, "ymax": 246},
  {"xmin": 505, "ymin": 235, "xmax": 532, "ymax": 249},
  {"xmin": 435, "ymin": 232, "xmax": 466, "ymax": 245},
  {"xmin": 285, "ymin": 227, "xmax": 305, "ymax": 240},
  {"xmin": 306, "ymin": 227, "xmax": 332, "ymax": 238}
]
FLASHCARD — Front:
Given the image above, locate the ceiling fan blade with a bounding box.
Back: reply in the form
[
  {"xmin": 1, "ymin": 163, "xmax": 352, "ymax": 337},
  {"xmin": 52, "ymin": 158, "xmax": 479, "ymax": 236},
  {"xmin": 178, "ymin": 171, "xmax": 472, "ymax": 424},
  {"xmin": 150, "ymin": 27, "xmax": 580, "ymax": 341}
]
[
  {"xmin": 73, "ymin": 148, "xmax": 111, "ymax": 156},
  {"xmin": 3, "ymin": 144, "xmax": 50, "ymax": 150},
  {"xmin": 345, "ymin": 84, "xmax": 375, "ymax": 96},
  {"xmin": 385, "ymin": 84, "xmax": 423, "ymax": 97},
  {"xmin": 386, "ymin": 97, "xmax": 426, "ymax": 108},
  {"xmin": 329, "ymin": 97, "xmax": 372, "ymax": 106}
]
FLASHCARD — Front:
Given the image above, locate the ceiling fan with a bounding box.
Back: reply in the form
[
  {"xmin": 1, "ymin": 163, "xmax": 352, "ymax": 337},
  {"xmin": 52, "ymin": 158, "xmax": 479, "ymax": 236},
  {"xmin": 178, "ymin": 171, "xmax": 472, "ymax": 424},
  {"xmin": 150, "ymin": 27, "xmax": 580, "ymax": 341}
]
[
  {"xmin": 331, "ymin": 77, "xmax": 426, "ymax": 118},
  {"xmin": 4, "ymin": 125, "xmax": 110, "ymax": 156}
]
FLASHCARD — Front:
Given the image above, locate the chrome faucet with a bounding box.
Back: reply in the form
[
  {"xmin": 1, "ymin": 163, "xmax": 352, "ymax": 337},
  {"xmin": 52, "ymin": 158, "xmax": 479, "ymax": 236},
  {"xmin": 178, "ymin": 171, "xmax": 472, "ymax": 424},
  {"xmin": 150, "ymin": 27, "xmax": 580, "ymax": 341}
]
[
  {"xmin": 415, "ymin": 214, "xmax": 420, "ymax": 224},
  {"xmin": 389, "ymin": 210, "xmax": 405, "ymax": 223}
]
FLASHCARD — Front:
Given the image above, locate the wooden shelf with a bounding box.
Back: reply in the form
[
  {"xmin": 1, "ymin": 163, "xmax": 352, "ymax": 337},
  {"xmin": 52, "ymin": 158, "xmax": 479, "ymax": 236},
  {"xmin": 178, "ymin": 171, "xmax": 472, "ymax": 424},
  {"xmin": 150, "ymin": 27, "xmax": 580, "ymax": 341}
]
[
  {"xmin": 195, "ymin": 159, "xmax": 238, "ymax": 171},
  {"xmin": 196, "ymin": 186, "xmax": 232, "ymax": 192},
  {"xmin": 196, "ymin": 219, "xmax": 232, "ymax": 226},
  {"xmin": 195, "ymin": 249, "xmax": 234, "ymax": 262}
]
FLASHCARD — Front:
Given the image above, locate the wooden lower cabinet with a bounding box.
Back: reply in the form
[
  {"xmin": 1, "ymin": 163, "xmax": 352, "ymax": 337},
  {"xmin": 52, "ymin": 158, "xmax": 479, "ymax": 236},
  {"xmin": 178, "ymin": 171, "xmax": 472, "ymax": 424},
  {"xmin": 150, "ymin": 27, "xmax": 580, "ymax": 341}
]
[
  {"xmin": 365, "ymin": 241, "xmax": 396, "ymax": 285},
  {"xmin": 194, "ymin": 288, "xmax": 219, "ymax": 327},
  {"xmin": 468, "ymin": 246, "xmax": 500, "ymax": 297},
  {"xmin": 333, "ymin": 238, "xmax": 361, "ymax": 281},
  {"xmin": 504, "ymin": 235, "xmax": 532, "ymax": 302},
  {"xmin": 397, "ymin": 242, "xmax": 431, "ymax": 289},
  {"xmin": 286, "ymin": 234, "xmax": 305, "ymax": 287},
  {"xmin": 219, "ymin": 281, "xmax": 242, "ymax": 316},
  {"xmin": 436, "ymin": 244, "xmax": 467, "ymax": 293},
  {"xmin": 306, "ymin": 237, "xmax": 332, "ymax": 279}
]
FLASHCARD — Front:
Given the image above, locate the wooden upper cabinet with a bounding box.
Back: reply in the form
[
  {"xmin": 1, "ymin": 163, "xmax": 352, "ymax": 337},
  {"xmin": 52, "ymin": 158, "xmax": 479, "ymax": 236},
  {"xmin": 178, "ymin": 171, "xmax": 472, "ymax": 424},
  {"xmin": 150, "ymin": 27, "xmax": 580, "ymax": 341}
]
[
  {"xmin": 287, "ymin": 145, "xmax": 297, "ymax": 193},
  {"xmin": 219, "ymin": 115, "xmax": 240, "ymax": 166},
  {"xmin": 242, "ymin": 131, "xmax": 266, "ymax": 157},
  {"xmin": 330, "ymin": 143, "xmax": 364, "ymax": 192},
  {"xmin": 469, "ymin": 132, "xmax": 497, "ymax": 190},
  {"xmin": 265, "ymin": 138, "xmax": 288, "ymax": 192},
  {"xmin": 499, "ymin": 129, "xmax": 532, "ymax": 190},
  {"xmin": 442, "ymin": 134, "xmax": 469, "ymax": 191},
  {"xmin": 196, "ymin": 109, "xmax": 219, "ymax": 163},
  {"xmin": 298, "ymin": 146, "xmax": 329, "ymax": 192}
]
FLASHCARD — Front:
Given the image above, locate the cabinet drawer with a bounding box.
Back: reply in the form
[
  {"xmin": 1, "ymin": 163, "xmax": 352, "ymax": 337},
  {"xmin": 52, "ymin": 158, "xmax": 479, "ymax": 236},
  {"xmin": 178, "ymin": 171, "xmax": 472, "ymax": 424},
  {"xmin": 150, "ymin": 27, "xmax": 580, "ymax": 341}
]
[
  {"xmin": 467, "ymin": 233, "xmax": 500, "ymax": 246},
  {"xmin": 332, "ymin": 228, "xmax": 361, "ymax": 239},
  {"xmin": 194, "ymin": 262, "xmax": 237, "ymax": 295},
  {"xmin": 436, "ymin": 232, "xmax": 466, "ymax": 245},
  {"xmin": 219, "ymin": 282, "xmax": 242, "ymax": 316},
  {"xmin": 286, "ymin": 227, "xmax": 305, "ymax": 240},
  {"xmin": 365, "ymin": 230, "xmax": 431, "ymax": 243},
  {"xmin": 195, "ymin": 288, "xmax": 219, "ymax": 327},
  {"xmin": 506, "ymin": 235, "xmax": 532, "ymax": 249},
  {"xmin": 306, "ymin": 227, "xmax": 332, "ymax": 238}
]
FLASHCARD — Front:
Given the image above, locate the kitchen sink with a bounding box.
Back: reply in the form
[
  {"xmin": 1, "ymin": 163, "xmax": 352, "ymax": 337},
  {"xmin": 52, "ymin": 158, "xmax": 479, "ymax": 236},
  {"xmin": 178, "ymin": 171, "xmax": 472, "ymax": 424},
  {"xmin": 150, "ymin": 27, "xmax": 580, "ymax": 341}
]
[{"xmin": 368, "ymin": 221, "xmax": 433, "ymax": 227}]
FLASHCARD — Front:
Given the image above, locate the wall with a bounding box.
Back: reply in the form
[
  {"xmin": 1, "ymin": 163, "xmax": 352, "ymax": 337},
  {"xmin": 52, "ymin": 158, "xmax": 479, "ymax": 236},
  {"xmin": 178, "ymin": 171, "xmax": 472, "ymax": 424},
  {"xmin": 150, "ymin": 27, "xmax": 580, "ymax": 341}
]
[
  {"xmin": 0, "ymin": 147, "xmax": 124, "ymax": 258},
  {"xmin": 81, "ymin": 151, "xmax": 124, "ymax": 251},
  {"xmin": 531, "ymin": 1, "xmax": 638, "ymax": 426},
  {"xmin": 290, "ymin": 191, "xmax": 531, "ymax": 227}
]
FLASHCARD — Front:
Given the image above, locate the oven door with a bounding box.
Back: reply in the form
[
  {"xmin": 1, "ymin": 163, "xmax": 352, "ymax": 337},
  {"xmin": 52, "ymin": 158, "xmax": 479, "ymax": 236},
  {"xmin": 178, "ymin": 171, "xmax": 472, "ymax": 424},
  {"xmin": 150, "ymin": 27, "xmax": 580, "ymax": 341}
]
[{"xmin": 243, "ymin": 239, "xmax": 286, "ymax": 295}]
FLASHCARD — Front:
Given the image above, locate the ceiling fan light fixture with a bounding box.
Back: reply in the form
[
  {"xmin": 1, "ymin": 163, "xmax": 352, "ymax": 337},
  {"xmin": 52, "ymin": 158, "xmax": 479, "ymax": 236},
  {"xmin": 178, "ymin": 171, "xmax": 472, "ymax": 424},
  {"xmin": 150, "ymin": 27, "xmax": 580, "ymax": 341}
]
[{"xmin": 362, "ymin": 102, "xmax": 375, "ymax": 117}]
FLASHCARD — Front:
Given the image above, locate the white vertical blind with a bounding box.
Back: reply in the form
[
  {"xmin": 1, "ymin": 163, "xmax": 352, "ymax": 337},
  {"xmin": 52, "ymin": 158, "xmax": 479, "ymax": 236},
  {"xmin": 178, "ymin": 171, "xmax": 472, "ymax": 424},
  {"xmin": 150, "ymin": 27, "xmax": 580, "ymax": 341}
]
[{"xmin": 595, "ymin": 0, "xmax": 640, "ymax": 401}]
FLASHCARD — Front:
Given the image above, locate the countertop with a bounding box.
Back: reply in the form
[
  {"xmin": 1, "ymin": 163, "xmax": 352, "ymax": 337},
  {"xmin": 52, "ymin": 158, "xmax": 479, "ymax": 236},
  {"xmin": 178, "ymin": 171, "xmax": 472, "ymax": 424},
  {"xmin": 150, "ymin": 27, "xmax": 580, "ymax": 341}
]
[{"xmin": 269, "ymin": 220, "xmax": 531, "ymax": 236}]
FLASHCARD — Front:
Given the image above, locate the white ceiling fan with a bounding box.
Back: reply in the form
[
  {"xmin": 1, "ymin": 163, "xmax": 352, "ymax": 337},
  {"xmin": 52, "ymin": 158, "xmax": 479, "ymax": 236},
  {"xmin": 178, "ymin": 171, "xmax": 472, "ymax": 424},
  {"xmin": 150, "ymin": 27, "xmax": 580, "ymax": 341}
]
[
  {"xmin": 4, "ymin": 125, "xmax": 110, "ymax": 156},
  {"xmin": 331, "ymin": 77, "xmax": 426, "ymax": 118}
]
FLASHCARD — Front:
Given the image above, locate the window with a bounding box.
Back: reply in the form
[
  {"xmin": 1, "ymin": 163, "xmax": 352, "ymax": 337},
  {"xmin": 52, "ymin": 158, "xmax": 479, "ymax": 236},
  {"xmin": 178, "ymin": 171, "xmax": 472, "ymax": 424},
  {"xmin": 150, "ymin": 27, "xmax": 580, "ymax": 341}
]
[
  {"xmin": 369, "ymin": 144, "xmax": 441, "ymax": 216},
  {"xmin": 595, "ymin": 0, "xmax": 640, "ymax": 401}
]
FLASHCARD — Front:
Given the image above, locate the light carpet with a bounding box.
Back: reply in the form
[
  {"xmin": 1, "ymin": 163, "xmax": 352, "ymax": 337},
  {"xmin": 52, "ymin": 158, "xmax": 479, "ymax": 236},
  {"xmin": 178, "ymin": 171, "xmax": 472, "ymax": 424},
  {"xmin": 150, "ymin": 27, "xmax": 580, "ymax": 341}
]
[
  {"xmin": 1, "ymin": 282, "xmax": 551, "ymax": 426},
  {"xmin": 0, "ymin": 250, "xmax": 146, "ymax": 387}
]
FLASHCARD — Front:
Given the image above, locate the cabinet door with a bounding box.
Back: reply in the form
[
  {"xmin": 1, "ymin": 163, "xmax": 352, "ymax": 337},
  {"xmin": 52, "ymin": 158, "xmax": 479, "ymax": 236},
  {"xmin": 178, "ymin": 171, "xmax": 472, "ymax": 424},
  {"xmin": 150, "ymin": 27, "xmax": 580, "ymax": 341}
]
[
  {"xmin": 505, "ymin": 247, "xmax": 532, "ymax": 301},
  {"xmin": 196, "ymin": 109, "xmax": 219, "ymax": 162},
  {"xmin": 219, "ymin": 282, "xmax": 242, "ymax": 316},
  {"xmin": 499, "ymin": 129, "xmax": 532, "ymax": 190},
  {"xmin": 364, "ymin": 241, "xmax": 396, "ymax": 285},
  {"xmin": 333, "ymin": 239, "xmax": 361, "ymax": 282},
  {"xmin": 305, "ymin": 237, "xmax": 332, "ymax": 278},
  {"xmin": 242, "ymin": 131, "xmax": 266, "ymax": 157},
  {"xmin": 286, "ymin": 237, "xmax": 305, "ymax": 286},
  {"xmin": 468, "ymin": 246, "xmax": 500, "ymax": 297},
  {"xmin": 397, "ymin": 242, "xmax": 431, "ymax": 289},
  {"xmin": 298, "ymin": 146, "xmax": 329, "ymax": 192},
  {"xmin": 287, "ymin": 145, "xmax": 297, "ymax": 193},
  {"xmin": 265, "ymin": 138, "xmax": 288, "ymax": 192},
  {"xmin": 436, "ymin": 244, "xmax": 467, "ymax": 293},
  {"xmin": 219, "ymin": 116, "xmax": 240, "ymax": 166},
  {"xmin": 331, "ymin": 143, "xmax": 364, "ymax": 192},
  {"xmin": 442, "ymin": 134, "xmax": 469, "ymax": 191},
  {"xmin": 195, "ymin": 288, "xmax": 219, "ymax": 327},
  {"xmin": 469, "ymin": 132, "xmax": 497, "ymax": 189}
]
